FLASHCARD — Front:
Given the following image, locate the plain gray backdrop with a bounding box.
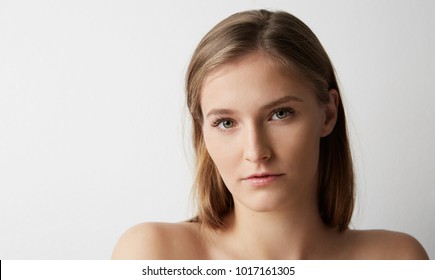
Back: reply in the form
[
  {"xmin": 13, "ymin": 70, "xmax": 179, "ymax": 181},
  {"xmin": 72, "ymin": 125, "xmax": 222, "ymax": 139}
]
[{"xmin": 1, "ymin": 0, "xmax": 434, "ymax": 259}]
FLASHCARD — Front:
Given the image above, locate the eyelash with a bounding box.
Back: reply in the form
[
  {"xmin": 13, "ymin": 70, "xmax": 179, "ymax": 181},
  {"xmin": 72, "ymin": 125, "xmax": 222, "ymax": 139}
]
[
  {"xmin": 211, "ymin": 117, "xmax": 234, "ymax": 130},
  {"xmin": 270, "ymin": 107, "xmax": 295, "ymax": 120},
  {"xmin": 211, "ymin": 107, "xmax": 295, "ymax": 131}
]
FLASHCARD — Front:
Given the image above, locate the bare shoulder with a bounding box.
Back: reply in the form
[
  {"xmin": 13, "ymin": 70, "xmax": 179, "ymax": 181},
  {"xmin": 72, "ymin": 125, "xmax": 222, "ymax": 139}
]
[
  {"xmin": 111, "ymin": 222, "xmax": 205, "ymax": 259},
  {"xmin": 344, "ymin": 229, "xmax": 429, "ymax": 259}
]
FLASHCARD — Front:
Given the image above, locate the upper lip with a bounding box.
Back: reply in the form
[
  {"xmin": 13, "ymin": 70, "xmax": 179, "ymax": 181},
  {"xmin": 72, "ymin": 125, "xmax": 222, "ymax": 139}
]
[{"xmin": 243, "ymin": 172, "xmax": 283, "ymax": 180}]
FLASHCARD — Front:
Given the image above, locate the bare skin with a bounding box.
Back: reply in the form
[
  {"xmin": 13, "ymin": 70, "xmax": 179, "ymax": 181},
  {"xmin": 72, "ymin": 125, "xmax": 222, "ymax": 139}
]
[
  {"xmin": 112, "ymin": 53, "xmax": 428, "ymax": 260},
  {"xmin": 111, "ymin": 220, "xmax": 428, "ymax": 259}
]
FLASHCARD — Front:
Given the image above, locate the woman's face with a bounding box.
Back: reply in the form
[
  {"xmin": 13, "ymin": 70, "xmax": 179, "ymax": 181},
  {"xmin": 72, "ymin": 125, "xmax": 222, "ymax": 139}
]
[{"xmin": 200, "ymin": 53, "xmax": 337, "ymax": 213}]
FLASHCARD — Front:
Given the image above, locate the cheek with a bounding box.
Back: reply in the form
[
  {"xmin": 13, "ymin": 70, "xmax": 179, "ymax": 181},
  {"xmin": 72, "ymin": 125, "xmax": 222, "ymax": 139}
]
[
  {"xmin": 273, "ymin": 121, "xmax": 321, "ymax": 166},
  {"xmin": 203, "ymin": 129, "xmax": 239, "ymax": 176}
]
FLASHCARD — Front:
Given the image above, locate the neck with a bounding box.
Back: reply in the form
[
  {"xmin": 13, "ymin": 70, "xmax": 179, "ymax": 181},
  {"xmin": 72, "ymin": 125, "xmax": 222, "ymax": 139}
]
[{"xmin": 219, "ymin": 199, "xmax": 339, "ymax": 259}]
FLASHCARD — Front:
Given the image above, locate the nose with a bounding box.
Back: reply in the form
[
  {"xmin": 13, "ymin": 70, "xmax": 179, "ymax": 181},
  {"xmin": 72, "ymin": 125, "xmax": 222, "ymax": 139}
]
[{"xmin": 243, "ymin": 125, "xmax": 272, "ymax": 163}]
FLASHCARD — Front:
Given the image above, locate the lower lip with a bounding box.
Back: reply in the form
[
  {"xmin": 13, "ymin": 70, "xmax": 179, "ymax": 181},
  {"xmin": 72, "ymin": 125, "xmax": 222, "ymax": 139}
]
[{"xmin": 244, "ymin": 175, "xmax": 283, "ymax": 187}]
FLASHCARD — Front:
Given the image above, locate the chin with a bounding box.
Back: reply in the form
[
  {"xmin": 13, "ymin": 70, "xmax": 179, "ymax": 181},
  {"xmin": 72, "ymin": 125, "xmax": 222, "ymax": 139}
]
[{"xmin": 236, "ymin": 194, "xmax": 290, "ymax": 213}]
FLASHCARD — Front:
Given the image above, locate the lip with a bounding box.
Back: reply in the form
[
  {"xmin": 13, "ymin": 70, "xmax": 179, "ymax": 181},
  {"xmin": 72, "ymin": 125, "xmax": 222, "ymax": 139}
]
[{"xmin": 243, "ymin": 173, "xmax": 284, "ymax": 187}]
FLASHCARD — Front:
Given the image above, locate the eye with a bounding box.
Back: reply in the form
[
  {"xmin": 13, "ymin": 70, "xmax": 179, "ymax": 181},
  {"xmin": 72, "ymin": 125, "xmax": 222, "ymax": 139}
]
[
  {"xmin": 220, "ymin": 120, "xmax": 234, "ymax": 129},
  {"xmin": 212, "ymin": 118, "xmax": 235, "ymax": 130},
  {"xmin": 270, "ymin": 108, "xmax": 294, "ymax": 120}
]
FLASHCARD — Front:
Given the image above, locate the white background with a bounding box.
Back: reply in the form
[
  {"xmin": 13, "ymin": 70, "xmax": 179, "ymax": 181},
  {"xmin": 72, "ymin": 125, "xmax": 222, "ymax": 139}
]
[{"xmin": 0, "ymin": 0, "xmax": 434, "ymax": 259}]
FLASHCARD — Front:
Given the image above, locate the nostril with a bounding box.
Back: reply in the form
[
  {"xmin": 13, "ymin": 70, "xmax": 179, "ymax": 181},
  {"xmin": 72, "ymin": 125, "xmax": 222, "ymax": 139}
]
[
  {"xmin": 262, "ymin": 153, "xmax": 271, "ymax": 160},
  {"xmin": 244, "ymin": 148, "xmax": 272, "ymax": 162}
]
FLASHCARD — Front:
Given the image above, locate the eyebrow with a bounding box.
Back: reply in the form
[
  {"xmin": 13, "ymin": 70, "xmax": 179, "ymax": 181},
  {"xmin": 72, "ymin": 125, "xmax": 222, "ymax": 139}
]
[
  {"xmin": 262, "ymin": 95, "xmax": 304, "ymax": 111},
  {"xmin": 205, "ymin": 95, "xmax": 304, "ymax": 119}
]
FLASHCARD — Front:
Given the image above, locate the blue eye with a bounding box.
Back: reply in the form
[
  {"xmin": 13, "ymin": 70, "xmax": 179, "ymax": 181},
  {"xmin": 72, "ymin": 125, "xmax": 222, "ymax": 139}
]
[{"xmin": 271, "ymin": 108, "xmax": 294, "ymax": 120}]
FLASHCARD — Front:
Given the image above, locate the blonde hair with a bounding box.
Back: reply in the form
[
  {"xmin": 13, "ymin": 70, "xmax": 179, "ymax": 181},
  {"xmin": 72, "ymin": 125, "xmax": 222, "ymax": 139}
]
[{"xmin": 186, "ymin": 9, "xmax": 354, "ymax": 231}]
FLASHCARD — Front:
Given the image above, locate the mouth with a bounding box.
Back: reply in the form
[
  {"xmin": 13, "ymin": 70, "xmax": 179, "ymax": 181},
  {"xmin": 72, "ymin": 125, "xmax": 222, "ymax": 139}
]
[{"xmin": 243, "ymin": 173, "xmax": 284, "ymax": 186}]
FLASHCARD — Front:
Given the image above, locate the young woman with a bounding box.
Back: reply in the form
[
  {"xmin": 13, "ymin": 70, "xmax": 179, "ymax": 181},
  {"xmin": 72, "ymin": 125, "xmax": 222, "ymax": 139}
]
[{"xmin": 112, "ymin": 9, "xmax": 428, "ymax": 259}]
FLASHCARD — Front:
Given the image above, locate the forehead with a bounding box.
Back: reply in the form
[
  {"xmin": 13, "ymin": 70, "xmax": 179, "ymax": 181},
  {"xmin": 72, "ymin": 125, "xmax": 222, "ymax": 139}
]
[
  {"xmin": 203, "ymin": 52, "xmax": 298, "ymax": 87},
  {"xmin": 200, "ymin": 53, "xmax": 316, "ymax": 112}
]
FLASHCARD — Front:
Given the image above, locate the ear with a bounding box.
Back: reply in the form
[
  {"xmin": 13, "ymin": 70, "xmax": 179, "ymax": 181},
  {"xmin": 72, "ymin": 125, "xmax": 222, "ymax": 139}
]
[{"xmin": 320, "ymin": 89, "xmax": 339, "ymax": 137}]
